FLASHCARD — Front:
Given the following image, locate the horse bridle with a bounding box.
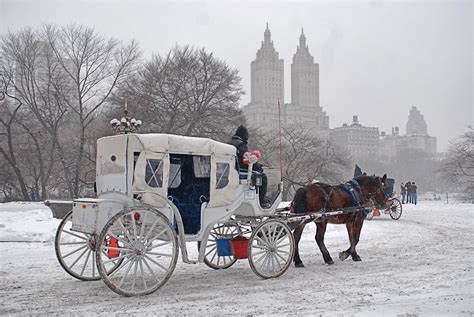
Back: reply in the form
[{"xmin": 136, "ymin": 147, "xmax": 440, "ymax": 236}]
[{"xmin": 358, "ymin": 180, "xmax": 385, "ymax": 204}]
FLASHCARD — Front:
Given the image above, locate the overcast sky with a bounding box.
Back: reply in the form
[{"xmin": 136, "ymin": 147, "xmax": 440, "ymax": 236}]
[{"xmin": 1, "ymin": 0, "xmax": 472, "ymax": 151}]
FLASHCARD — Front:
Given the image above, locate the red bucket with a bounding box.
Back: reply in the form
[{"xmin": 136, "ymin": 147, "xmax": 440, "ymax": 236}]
[
  {"xmin": 231, "ymin": 235, "xmax": 249, "ymax": 259},
  {"xmin": 373, "ymin": 209, "xmax": 380, "ymax": 217}
]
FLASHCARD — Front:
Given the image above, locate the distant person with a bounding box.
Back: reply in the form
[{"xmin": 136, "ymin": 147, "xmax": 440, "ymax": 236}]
[
  {"xmin": 406, "ymin": 182, "xmax": 412, "ymax": 204},
  {"xmin": 411, "ymin": 182, "xmax": 418, "ymax": 205},
  {"xmin": 400, "ymin": 182, "xmax": 406, "ymax": 204},
  {"xmin": 228, "ymin": 125, "xmax": 270, "ymax": 208}
]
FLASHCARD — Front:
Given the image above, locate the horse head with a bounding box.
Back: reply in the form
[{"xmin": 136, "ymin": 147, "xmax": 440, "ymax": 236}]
[{"xmin": 355, "ymin": 174, "xmax": 387, "ymax": 205}]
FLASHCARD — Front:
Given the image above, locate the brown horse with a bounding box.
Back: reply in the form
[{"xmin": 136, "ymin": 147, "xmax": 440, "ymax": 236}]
[{"xmin": 291, "ymin": 174, "xmax": 387, "ymax": 267}]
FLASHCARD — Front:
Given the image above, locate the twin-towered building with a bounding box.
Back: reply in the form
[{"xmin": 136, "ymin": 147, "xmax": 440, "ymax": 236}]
[
  {"xmin": 242, "ymin": 24, "xmax": 436, "ymax": 159},
  {"xmin": 243, "ymin": 24, "xmax": 329, "ymax": 139}
]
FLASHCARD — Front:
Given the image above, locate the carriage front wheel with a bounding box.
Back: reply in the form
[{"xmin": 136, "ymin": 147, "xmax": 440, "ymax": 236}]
[
  {"xmin": 248, "ymin": 219, "xmax": 294, "ymax": 279},
  {"xmin": 96, "ymin": 207, "xmax": 178, "ymax": 296},
  {"xmin": 389, "ymin": 198, "xmax": 402, "ymax": 220}
]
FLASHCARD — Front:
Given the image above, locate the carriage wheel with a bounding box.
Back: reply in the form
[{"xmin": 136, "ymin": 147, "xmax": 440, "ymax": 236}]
[
  {"xmin": 389, "ymin": 198, "xmax": 402, "ymax": 220},
  {"xmin": 248, "ymin": 219, "xmax": 294, "ymax": 279},
  {"xmin": 199, "ymin": 222, "xmax": 241, "ymax": 270},
  {"xmin": 96, "ymin": 207, "xmax": 178, "ymax": 296},
  {"xmin": 54, "ymin": 210, "xmax": 122, "ymax": 281}
]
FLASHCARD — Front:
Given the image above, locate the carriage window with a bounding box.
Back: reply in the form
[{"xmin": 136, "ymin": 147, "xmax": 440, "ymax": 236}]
[
  {"xmin": 169, "ymin": 163, "xmax": 182, "ymax": 188},
  {"xmin": 193, "ymin": 156, "xmax": 211, "ymax": 178},
  {"xmin": 145, "ymin": 159, "xmax": 163, "ymax": 188},
  {"xmin": 216, "ymin": 163, "xmax": 229, "ymax": 189}
]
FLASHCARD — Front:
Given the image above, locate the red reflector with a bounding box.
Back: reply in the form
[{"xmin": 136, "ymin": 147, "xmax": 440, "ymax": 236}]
[
  {"xmin": 134, "ymin": 212, "xmax": 141, "ymax": 221},
  {"xmin": 107, "ymin": 237, "xmax": 120, "ymax": 258}
]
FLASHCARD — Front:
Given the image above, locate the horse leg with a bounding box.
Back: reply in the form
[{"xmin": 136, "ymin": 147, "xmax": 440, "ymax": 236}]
[
  {"xmin": 315, "ymin": 221, "xmax": 334, "ymax": 265},
  {"xmin": 349, "ymin": 216, "xmax": 364, "ymax": 261},
  {"xmin": 293, "ymin": 223, "xmax": 306, "ymax": 267},
  {"xmin": 339, "ymin": 222, "xmax": 354, "ymax": 261}
]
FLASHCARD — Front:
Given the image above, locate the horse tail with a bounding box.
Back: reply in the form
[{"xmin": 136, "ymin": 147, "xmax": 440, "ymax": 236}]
[{"xmin": 293, "ymin": 187, "xmax": 307, "ymax": 214}]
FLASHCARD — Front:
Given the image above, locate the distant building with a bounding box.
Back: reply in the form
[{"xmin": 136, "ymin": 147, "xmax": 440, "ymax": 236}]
[
  {"xmin": 244, "ymin": 24, "xmax": 284, "ymax": 132},
  {"xmin": 243, "ymin": 25, "xmax": 329, "ymax": 139},
  {"xmin": 379, "ymin": 106, "xmax": 437, "ymax": 157},
  {"xmin": 329, "ymin": 116, "xmax": 379, "ymax": 159},
  {"xmin": 406, "ymin": 106, "xmax": 428, "ymax": 136}
]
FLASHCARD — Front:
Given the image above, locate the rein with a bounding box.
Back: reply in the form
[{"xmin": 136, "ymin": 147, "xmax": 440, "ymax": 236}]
[{"xmin": 282, "ymin": 176, "xmax": 308, "ymax": 187}]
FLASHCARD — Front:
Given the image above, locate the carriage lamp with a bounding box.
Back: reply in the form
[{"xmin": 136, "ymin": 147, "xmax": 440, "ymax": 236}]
[{"xmin": 110, "ymin": 100, "xmax": 142, "ymax": 134}]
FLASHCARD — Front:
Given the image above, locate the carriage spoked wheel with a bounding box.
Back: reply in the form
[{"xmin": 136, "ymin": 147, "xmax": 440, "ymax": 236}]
[
  {"xmin": 388, "ymin": 198, "xmax": 402, "ymax": 220},
  {"xmin": 199, "ymin": 222, "xmax": 242, "ymax": 270},
  {"xmin": 54, "ymin": 210, "xmax": 122, "ymax": 281},
  {"xmin": 248, "ymin": 219, "xmax": 295, "ymax": 279},
  {"xmin": 96, "ymin": 207, "xmax": 178, "ymax": 296}
]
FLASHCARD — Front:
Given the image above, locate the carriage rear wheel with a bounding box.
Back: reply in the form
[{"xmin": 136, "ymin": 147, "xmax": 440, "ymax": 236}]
[
  {"xmin": 54, "ymin": 210, "xmax": 122, "ymax": 281},
  {"xmin": 389, "ymin": 198, "xmax": 402, "ymax": 220},
  {"xmin": 96, "ymin": 207, "xmax": 178, "ymax": 296},
  {"xmin": 248, "ymin": 219, "xmax": 294, "ymax": 279},
  {"xmin": 199, "ymin": 222, "xmax": 241, "ymax": 270}
]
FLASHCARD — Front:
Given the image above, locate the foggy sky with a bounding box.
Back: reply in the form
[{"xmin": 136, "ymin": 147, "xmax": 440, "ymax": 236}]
[{"xmin": 1, "ymin": 0, "xmax": 472, "ymax": 151}]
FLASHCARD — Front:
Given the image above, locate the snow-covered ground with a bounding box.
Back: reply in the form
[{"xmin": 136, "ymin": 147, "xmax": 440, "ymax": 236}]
[{"xmin": 0, "ymin": 201, "xmax": 473, "ymax": 315}]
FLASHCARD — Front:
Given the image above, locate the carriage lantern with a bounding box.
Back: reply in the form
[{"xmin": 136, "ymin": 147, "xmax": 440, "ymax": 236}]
[{"xmin": 110, "ymin": 100, "xmax": 142, "ymax": 134}]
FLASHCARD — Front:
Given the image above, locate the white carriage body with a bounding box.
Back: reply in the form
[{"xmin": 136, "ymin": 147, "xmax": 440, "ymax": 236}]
[{"xmin": 72, "ymin": 133, "xmax": 281, "ymax": 241}]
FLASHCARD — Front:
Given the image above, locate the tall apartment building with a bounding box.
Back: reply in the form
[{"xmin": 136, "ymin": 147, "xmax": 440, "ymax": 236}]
[
  {"xmin": 244, "ymin": 24, "xmax": 284, "ymax": 131},
  {"xmin": 243, "ymin": 25, "xmax": 329, "ymax": 139},
  {"xmin": 329, "ymin": 116, "xmax": 379, "ymax": 159},
  {"xmin": 285, "ymin": 30, "xmax": 329, "ymax": 139}
]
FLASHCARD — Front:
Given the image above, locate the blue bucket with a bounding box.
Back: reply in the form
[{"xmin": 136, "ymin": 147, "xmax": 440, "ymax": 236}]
[{"xmin": 216, "ymin": 237, "xmax": 233, "ymax": 256}]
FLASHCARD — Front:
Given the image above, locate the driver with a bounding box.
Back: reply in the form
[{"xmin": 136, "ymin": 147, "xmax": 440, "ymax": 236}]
[{"xmin": 228, "ymin": 125, "xmax": 270, "ymax": 208}]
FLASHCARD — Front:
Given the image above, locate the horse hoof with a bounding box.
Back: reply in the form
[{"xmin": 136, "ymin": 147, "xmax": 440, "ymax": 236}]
[
  {"xmin": 326, "ymin": 259, "xmax": 334, "ymax": 265},
  {"xmin": 352, "ymin": 255, "xmax": 362, "ymax": 262},
  {"xmin": 295, "ymin": 262, "xmax": 305, "ymax": 268},
  {"xmin": 339, "ymin": 251, "xmax": 349, "ymax": 261}
]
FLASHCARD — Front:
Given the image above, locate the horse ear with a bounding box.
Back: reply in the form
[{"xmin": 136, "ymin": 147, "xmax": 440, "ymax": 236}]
[{"xmin": 381, "ymin": 174, "xmax": 387, "ymax": 183}]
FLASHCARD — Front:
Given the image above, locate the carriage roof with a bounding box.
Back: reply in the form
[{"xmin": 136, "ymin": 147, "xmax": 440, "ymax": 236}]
[
  {"xmin": 99, "ymin": 133, "xmax": 237, "ymax": 157},
  {"xmin": 96, "ymin": 133, "xmax": 239, "ymax": 209}
]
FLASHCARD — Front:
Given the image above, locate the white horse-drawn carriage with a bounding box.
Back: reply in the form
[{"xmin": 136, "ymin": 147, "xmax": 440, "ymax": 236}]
[{"xmin": 50, "ymin": 133, "xmax": 295, "ymax": 296}]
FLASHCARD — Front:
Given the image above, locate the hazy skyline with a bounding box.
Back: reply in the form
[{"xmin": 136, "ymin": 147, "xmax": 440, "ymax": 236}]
[{"xmin": 1, "ymin": 0, "xmax": 472, "ymax": 151}]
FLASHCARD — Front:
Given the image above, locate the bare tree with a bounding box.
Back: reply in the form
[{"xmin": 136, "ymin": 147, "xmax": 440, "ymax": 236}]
[
  {"xmin": 251, "ymin": 125, "xmax": 350, "ymax": 200},
  {"xmin": 0, "ymin": 27, "xmax": 73, "ymax": 200},
  {"xmin": 0, "ymin": 75, "xmax": 31, "ymax": 200},
  {"xmin": 115, "ymin": 45, "xmax": 244, "ymax": 141},
  {"xmin": 0, "ymin": 25, "xmax": 141, "ymax": 198},
  {"xmin": 439, "ymin": 126, "xmax": 474, "ymax": 200},
  {"xmin": 42, "ymin": 24, "xmax": 141, "ymax": 197}
]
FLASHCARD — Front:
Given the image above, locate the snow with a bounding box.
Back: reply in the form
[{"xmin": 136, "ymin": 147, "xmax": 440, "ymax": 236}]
[{"xmin": 1, "ymin": 200, "xmax": 473, "ymax": 315}]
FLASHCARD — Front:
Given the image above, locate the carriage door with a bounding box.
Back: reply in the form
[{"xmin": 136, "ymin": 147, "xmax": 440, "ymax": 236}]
[
  {"xmin": 167, "ymin": 154, "xmax": 211, "ymax": 235},
  {"xmin": 132, "ymin": 151, "xmax": 169, "ymax": 209}
]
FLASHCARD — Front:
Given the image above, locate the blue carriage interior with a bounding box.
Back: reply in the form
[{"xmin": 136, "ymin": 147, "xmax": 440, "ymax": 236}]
[{"xmin": 167, "ymin": 154, "xmax": 210, "ymax": 235}]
